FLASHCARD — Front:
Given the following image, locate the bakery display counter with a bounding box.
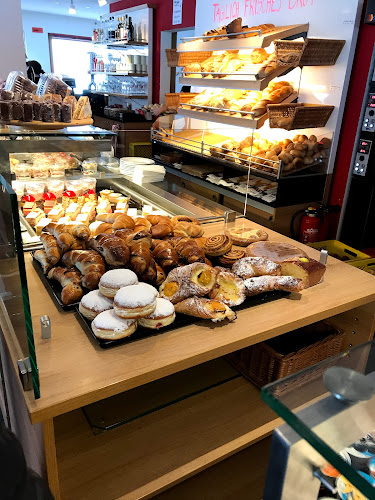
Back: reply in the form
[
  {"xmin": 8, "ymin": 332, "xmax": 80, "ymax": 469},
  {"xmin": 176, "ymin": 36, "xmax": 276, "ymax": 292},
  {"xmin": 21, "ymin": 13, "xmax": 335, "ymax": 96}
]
[{"xmin": 0, "ymin": 215, "xmax": 374, "ymax": 499}]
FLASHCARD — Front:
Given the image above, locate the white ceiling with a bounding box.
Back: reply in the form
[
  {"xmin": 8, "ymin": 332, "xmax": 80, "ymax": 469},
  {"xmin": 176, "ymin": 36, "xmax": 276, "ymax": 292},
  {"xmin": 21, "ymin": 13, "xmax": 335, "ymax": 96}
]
[{"xmin": 21, "ymin": 0, "xmax": 116, "ymax": 20}]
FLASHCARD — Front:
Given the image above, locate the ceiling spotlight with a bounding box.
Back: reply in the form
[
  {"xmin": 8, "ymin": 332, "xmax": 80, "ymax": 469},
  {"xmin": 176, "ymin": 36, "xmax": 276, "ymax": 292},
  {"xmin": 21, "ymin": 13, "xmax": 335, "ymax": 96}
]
[
  {"xmin": 98, "ymin": 0, "xmax": 107, "ymax": 6},
  {"xmin": 69, "ymin": 0, "xmax": 76, "ymax": 14}
]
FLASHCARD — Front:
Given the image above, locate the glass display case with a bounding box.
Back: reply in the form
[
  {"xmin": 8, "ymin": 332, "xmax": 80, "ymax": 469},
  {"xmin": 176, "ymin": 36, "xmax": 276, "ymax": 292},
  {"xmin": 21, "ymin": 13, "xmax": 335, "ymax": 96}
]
[
  {"xmin": 262, "ymin": 340, "xmax": 375, "ymax": 500},
  {"xmin": 0, "ymin": 125, "xmax": 242, "ymax": 399}
]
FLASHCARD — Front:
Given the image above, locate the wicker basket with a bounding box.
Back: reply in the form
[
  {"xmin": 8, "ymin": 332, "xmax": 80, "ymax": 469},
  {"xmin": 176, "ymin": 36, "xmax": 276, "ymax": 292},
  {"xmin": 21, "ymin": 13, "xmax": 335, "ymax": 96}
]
[
  {"xmin": 165, "ymin": 49, "xmax": 179, "ymax": 67},
  {"xmin": 226, "ymin": 321, "xmax": 345, "ymax": 392},
  {"xmin": 178, "ymin": 51, "xmax": 212, "ymax": 67},
  {"xmin": 165, "ymin": 92, "xmax": 199, "ymax": 108},
  {"xmin": 274, "ymin": 39, "xmax": 306, "ymax": 67},
  {"xmin": 267, "ymin": 103, "xmax": 334, "ymax": 130},
  {"xmin": 300, "ymin": 38, "xmax": 346, "ymax": 66}
]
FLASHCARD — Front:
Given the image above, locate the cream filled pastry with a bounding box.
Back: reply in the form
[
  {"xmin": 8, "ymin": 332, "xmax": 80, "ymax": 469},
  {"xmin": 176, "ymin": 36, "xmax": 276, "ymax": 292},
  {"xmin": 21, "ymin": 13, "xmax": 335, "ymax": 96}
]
[
  {"xmin": 92, "ymin": 309, "xmax": 137, "ymax": 340},
  {"xmin": 209, "ymin": 268, "xmax": 246, "ymax": 307},
  {"xmin": 114, "ymin": 283, "xmax": 158, "ymax": 318},
  {"xmin": 99, "ymin": 269, "xmax": 138, "ymax": 298},
  {"xmin": 138, "ymin": 297, "xmax": 176, "ymax": 329},
  {"xmin": 79, "ymin": 290, "xmax": 113, "ymax": 320}
]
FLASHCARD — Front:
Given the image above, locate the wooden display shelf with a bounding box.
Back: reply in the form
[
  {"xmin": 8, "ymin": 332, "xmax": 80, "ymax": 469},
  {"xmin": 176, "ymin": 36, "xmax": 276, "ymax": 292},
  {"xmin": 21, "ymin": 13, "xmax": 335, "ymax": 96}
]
[
  {"xmin": 178, "ymin": 92, "xmax": 299, "ymax": 129},
  {"xmin": 55, "ymin": 376, "xmax": 280, "ymax": 500},
  {"xmin": 179, "ymin": 65, "xmax": 292, "ymax": 91},
  {"xmin": 177, "ymin": 23, "xmax": 309, "ymax": 52},
  {"xmin": 24, "ymin": 219, "xmax": 375, "ymax": 424}
]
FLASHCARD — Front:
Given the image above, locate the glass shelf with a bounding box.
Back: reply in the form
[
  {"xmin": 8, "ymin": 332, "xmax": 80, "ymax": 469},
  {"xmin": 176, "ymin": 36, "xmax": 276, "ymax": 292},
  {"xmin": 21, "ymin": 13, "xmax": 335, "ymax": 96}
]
[
  {"xmin": 261, "ymin": 340, "xmax": 375, "ymax": 499},
  {"xmin": 0, "ymin": 125, "xmax": 116, "ymax": 138}
]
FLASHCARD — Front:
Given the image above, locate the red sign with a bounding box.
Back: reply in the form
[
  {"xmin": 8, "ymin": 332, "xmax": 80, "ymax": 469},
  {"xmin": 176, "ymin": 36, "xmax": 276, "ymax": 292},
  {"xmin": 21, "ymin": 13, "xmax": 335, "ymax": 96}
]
[{"xmin": 32, "ymin": 27, "xmax": 43, "ymax": 33}]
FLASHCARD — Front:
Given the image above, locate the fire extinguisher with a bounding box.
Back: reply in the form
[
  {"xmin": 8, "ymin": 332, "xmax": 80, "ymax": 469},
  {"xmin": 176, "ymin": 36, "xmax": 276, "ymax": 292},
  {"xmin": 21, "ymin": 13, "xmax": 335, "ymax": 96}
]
[{"xmin": 291, "ymin": 205, "xmax": 341, "ymax": 243}]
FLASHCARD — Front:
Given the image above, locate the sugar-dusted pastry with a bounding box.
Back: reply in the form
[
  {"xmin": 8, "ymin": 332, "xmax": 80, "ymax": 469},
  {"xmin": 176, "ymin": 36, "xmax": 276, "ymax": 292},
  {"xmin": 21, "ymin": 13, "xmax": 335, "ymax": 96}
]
[
  {"xmin": 280, "ymin": 257, "xmax": 326, "ymax": 287},
  {"xmin": 203, "ymin": 235, "xmax": 232, "ymax": 257},
  {"xmin": 79, "ymin": 290, "xmax": 113, "ymax": 320},
  {"xmin": 26, "ymin": 210, "xmax": 44, "ymax": 227},
  {"xmin": 114, "ymin": 283, "xmax": 158, "ymax": 319},
  {"xmin": 138, "ymin": 297, "xmax": 175, "ymax": 329},
  {"xmin": 225, "ymin": 227, "xmax": 268, "ymax": 246},
  {"xmin": 232, "ymin": 257, "xmax": 281, "ymax": 279},
  {"xmin": 218, "ymin": 248, "xmax": 246, "ymax": 268},
  {"xmin": 209, "ymin": 268, "xmax": 246, "ymax": 307},
  {"xmin": 92, "ymin": 309, "xmax": 137, "ymax": 340},
  {"xmin": 49, "ymin": 204, "xmax": 65, "ymax": 222},
  {"xmin": 159, "ymin": 263, "xmax": 217, "ymax": 304},
  {"xmin": 65, "ymin": 202, "xmax": 81, "ymax": 221},
  {"xmin": 99, "ymin": 269, "xmax": 138, "ymax": 298},
  {"xmin": 243, "ymin": 275, "xmax": 304, "ymax": 296},
  {"xmin": 245, "ymin": 241, "xmax": 308, "ymax": 262},
  {"xmin": 174, "ymin": 297, "xmax": 236, "ymax": 322}
]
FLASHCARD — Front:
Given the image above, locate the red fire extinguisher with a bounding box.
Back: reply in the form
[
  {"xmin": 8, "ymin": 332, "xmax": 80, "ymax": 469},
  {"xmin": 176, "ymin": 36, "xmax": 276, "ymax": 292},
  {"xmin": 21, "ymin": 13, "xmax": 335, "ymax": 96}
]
[{"xmin": 298, "ymin": 207, "xmax": 322, "ymax": 243}]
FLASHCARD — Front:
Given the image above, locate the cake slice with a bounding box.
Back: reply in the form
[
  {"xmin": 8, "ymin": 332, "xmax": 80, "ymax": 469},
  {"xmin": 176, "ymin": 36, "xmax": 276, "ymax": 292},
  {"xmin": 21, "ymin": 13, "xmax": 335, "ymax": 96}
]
[
  {"xmin": 280, "ymin": 257, "xmax": 326, "ymax": 288},
  {"xmin": 73, "ymin": 96, "xmax": 92, "ymax": 120}
]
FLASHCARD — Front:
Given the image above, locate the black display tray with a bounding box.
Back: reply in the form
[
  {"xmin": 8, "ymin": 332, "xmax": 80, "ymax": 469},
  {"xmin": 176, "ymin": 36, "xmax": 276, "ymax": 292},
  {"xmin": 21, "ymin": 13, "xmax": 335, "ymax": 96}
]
[
  {"xmin": 75, "ymin": 290, "xmax": 289, "ymax": 349},
  {"xmin": 31, "ymin": 252, "xmax": 80, "ymax": 311}
]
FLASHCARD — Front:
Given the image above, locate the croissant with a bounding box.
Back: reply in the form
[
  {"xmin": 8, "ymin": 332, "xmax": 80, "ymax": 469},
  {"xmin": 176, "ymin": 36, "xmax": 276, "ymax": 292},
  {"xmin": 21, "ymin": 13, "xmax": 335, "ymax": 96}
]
[
  {"xmin": 173, "ymin": 221, "xmax": 204, "ymax": 238},
  {"xmin": 113, "ymin": 228, "xmax": 135, "ymax": 243},
  {"xmin": 151, "ymin": 222, "xmax": 173, "ymax": 239},
  {"xmin": 33, "ymin": 249, "xmax": 52, "ymax": 274},
  {"xmin": 128, "ymin": 230, "xmax": 152, "ymax": 247},
  {"xmin": 140, "ymin": 257, "xmax": 157, "ymax": 283},
  {"xmin": 96, "ymin": 213, "xmax": 135, "ymax": 230},
  {"xmin": 88, "ymin": 233, "xmax": 130, "ymax": 267},
  {"xmin": 174, "ymin": 297, "xmax": 236, "ymax": 322},
  {"xmin": 171, "ymin": 237, "xmax": 205, "ymax": 263},
  {"xmin": 130, "ymin": 240, "xmax": 151, "ymax": 276},
  {"xmin": 47, "ymin": 267, "xmax": 83, "ymax": 305},
  {"xmin": 145, "ymin": 215, "xmax": 171, "ymax": 226},
  {"xmin": 43, "ymin": 223, "xmax": 85, "ymax": 253},
  {"xmin": 155, "ymin": 262, "xmax": 166, "ymax": 286},
  {"xmin": 62, "ymin": 250, "xmax": 106, "ymax": 290},
  {"xmin": 39, "ymin": 233, "xmax": 61, "ymax": 265},
  {"xmin": 63, "ymin": 223, "xmax": 90, "ymax": 240},
  {"xmin": 151, "ymin": 240, "xmax": 178, "ymax": 271}
]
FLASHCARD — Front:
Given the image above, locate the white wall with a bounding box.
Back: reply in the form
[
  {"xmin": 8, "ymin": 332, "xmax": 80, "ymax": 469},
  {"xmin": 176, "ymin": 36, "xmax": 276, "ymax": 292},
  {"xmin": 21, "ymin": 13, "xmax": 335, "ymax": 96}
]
[
  {"xmin": 22, "ymin": 10, "xmax": 94, "ymax": 73},
  {"xmin": 0, "ymin": 0, "xmax": 27, "ymax": 80}
]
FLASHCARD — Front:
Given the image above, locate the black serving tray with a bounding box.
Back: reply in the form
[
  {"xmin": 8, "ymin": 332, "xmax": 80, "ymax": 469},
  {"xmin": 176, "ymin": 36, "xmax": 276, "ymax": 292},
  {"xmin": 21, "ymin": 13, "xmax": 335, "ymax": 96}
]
[
  {"xmin": 31, "ymin": 252, "xmax": 81, "ymax": 311},
  {"xmin": 75, "ymin": 290, "xmax": 290, "ymax": 349}
]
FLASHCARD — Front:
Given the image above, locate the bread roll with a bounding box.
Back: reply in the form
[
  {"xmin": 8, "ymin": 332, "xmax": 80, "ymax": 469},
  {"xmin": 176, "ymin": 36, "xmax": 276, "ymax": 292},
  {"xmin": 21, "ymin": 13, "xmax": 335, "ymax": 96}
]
[{"xmin": 250, "ymin": 48, "xmax": 268, "ymax": 64}]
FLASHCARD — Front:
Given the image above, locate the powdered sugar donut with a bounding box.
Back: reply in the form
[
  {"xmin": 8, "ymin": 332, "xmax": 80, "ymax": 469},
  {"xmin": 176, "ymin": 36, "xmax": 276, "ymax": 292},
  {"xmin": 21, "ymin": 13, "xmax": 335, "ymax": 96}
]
[
  {"xmin": 92, "ymin": 309, "xmax": 137, "ymax": 340},
  {"xmin": 79, "ymin": 290, "xmax": 113, "ymax": 320},
  {"xmin": 99, "ymin": 269, "xmax": 138, "ymax": 298},
  {"xmin": 114, "ymin": 283, "xmax": 158, "ymax": 319},
  {"xmin": 138, "ymin": 298, "xmax": 175, "ymax": 329}
]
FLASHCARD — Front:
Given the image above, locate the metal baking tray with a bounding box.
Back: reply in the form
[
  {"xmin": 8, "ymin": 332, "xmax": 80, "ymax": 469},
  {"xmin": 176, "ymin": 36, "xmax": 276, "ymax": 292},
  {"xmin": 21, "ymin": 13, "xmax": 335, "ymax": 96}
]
[
  {"xmin": 31, "ymin": 251, "xmax": 80, "ymax": 311},
  {"xmin": 75, "ymin": 290, "xmax": 289, "ymax": 349}
]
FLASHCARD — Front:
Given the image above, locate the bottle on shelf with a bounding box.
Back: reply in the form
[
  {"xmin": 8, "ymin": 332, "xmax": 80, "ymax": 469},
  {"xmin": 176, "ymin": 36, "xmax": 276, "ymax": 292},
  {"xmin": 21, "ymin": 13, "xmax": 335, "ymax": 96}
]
[
  {"xmin": 128, "ymin": 17, "xmax": 134, "ymax": 42},
  {"xmin": 120, "ymin": 16, "xmax": 128, "ymax": 42},
  {"xmin": 92, "ymin": 22, "xmax": 98, "ymax": 43}
]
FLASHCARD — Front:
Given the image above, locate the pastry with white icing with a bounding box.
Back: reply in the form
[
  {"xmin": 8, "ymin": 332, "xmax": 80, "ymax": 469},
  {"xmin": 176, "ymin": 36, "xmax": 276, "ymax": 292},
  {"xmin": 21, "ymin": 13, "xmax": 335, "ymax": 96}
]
[
  {"xmin": 92, "ymin": 309, "xmax": 137, "ymax": 340},
  {"xmin": 138, "ymin": 297, "xmax": 175, "ymax": 329},
  {"xmin": 99, "ymin": 269, "xmax": 138, "ymax": 298},
  {"xmin": 79, "ymin": 290, "xmax": 113, "ymax": 320},
  {"xmin": 113, "ymin": 283, "xmax": 158, "ymax": 319}
]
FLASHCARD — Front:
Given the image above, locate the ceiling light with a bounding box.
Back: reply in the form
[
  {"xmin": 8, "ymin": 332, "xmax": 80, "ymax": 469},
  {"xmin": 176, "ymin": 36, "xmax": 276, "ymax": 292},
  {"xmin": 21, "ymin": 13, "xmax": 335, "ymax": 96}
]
[
  {"xmin": 98, "ymin": 0, "xmax": 107, "ymax": 6},
  {"xmin": 69, "ymin": 0, "xmax": 76, "ymax": 14}
]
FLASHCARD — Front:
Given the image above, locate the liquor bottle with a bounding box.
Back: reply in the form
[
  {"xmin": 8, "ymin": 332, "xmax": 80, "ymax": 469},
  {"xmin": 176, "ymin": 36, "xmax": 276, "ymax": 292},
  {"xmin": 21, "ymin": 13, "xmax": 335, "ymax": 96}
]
[
  {"xmin": 120, "ymin": 16, "xmax": 127, "ymax": 41},
  {"xmin": 128, "ymin": 17, "xmax": 134, "ymax": 42}
]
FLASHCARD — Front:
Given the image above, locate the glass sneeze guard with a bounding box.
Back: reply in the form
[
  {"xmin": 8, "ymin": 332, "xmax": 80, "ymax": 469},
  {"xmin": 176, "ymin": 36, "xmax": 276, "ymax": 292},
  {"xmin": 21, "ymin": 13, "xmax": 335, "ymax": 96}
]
[{"xmin": 261, "ymin": 340, "xmax": 375, "ymax": 499}]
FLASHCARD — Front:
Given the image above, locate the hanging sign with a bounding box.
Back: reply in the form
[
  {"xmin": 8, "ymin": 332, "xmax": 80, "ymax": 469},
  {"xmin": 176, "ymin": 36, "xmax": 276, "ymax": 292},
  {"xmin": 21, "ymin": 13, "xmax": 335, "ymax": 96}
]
[
  {"xmin": 172, "ymin": 0, "xmax": 183, "ymax": 25},
  {"xmin": 32, "ymin": 27, "xmax": 43, "ymax": 33}
]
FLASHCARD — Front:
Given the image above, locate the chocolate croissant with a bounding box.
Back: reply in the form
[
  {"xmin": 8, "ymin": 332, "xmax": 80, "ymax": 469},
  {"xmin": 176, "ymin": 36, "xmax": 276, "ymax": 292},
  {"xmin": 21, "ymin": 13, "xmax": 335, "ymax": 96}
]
[
  {"xmin": 151, "ymin": 240, "xmax": 178, "ymax": 271},
  {"xmin": 170, "ymin": 237, "xmax": 205, "ymax": 264},
  {"xmin": 62, "ymin": 250, "xmax": 105, "ymax": 290},
  {"xmin": 39, "ymin": 233, "xmax": 61, "ymax": 265},
  {"xmin": 47, "ymin": 267, "xmax": 83, "ymax": 305},
  {"xmin": 88, "ymin": 233, "xmax": 130, "ymax": 267},
  {"xmin": 130, "ymin": 240, "xmax": 151, "ymax": 276}
]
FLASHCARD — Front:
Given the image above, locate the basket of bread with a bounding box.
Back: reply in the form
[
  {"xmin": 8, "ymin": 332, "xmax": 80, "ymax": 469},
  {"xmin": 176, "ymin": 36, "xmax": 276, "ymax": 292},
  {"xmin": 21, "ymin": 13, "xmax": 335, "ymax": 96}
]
[
  {"xmin": 267, "ymin": 103, "xmax": 334, "ymax": 130},
  {"xmin": 274, "ymin": 39, "xmax": 306, "ymax": 67}
]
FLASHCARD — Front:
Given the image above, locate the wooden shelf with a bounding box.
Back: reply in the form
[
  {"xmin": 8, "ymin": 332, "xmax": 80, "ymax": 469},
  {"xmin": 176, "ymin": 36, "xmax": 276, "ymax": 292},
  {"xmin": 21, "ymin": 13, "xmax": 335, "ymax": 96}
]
[
  {"xmin": 178, "ymin": 92, "xmax": 299, "ymax": 129},
  {"xmin": 55, "ymin": 375, "xmax": 280, "ymax": 500},
  {"xmin": 179, "ymin": 65, "xmax": 292, "ymax": 91},
  {"xmin": 177, "ymin": 23, "xmax": 309, "ymax": 52}
]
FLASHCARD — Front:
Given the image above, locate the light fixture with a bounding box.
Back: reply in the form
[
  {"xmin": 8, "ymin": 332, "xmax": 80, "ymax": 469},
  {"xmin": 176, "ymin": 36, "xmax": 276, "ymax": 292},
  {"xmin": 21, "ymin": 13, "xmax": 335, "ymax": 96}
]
[
  {"xmin": 98, "ymin": 0, "xmax": 107, "ymax": 6},
  {"xmin": 69, "ymin": 0, "xmax": 76, "ymax": 15}
]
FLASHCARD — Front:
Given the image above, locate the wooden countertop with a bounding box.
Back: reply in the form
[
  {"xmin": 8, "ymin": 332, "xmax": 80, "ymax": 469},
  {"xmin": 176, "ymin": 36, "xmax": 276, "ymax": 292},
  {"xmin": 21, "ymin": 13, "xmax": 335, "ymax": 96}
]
[{"xmin": 24, "ymin": 219, "xmax": 375, "ymax": 423}]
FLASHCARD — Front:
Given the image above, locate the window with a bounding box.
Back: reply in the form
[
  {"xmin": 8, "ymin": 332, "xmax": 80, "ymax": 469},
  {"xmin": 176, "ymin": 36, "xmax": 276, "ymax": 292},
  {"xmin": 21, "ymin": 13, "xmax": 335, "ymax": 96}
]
[{"xmin": 49, "ymin": 35, "xmax": 93, "ymax": 94}]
